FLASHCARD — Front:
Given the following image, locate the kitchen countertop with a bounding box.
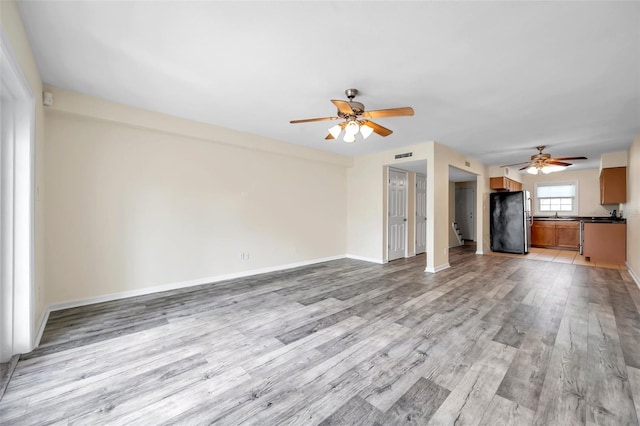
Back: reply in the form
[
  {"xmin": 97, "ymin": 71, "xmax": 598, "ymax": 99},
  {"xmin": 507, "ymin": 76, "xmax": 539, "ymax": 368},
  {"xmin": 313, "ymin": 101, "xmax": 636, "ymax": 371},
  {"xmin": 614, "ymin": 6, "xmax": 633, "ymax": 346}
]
[{"xmin": 533, "ymin": 216, "xmax": 626, "ymax": 223}]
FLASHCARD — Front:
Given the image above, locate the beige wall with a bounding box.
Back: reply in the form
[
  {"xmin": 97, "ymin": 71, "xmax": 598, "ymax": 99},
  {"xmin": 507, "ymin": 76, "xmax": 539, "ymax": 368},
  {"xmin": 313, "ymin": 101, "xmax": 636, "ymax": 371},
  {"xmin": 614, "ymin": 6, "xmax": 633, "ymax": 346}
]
[
  {"xmin": 627, "ymin": 134, "xmax": 640, "ymax": 280},
  {"xmin": 488, "ymin": 166, "xmax": 522, "ymax": 183},
  {"xmin": 44, "ymin": 88, "xmax": 349, "ymax": 305},
  {"xmin": 1, "ymin": 1, "xmax": 47, "ymax": 331},
  {"xmin": 521, "ymin": 168, "xmax": 612, "ymax": 217}
]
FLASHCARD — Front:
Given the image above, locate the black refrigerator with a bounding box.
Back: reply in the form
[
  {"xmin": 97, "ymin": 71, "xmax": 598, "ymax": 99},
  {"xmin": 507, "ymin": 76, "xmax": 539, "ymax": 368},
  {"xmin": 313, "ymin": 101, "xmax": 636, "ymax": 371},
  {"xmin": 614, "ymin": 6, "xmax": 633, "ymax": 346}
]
[{"xmin": 490, "ymin": 191, "xmax": 531, "ymax": 254}]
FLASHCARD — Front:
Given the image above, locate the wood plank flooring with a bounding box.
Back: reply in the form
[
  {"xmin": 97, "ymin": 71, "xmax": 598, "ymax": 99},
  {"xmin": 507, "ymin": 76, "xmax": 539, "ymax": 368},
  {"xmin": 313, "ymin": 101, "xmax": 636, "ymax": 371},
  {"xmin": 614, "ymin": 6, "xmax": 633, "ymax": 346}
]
[{"xmin": 1, "ymin": 245, "xmax": 640, "ymax": 425}]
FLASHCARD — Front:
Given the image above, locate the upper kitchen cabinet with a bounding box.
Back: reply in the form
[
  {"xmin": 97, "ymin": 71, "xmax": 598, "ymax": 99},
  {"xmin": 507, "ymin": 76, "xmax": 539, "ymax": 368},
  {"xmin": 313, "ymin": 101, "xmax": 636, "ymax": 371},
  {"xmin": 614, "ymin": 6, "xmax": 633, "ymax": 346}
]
[
  {"xmin": 600, "ymin": 167, "xmax": 626, "ymax": 204},
  {"xmin": 490, "ymin": 177, "xmax": 522, "ymax": 192}
]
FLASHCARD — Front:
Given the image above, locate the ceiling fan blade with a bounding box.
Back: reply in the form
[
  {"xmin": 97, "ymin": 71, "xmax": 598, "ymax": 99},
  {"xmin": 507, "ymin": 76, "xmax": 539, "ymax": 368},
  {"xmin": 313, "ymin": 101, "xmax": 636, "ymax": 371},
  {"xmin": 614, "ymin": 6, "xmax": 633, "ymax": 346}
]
[
  {"xmin": 290, "ymin": 116, "xmax": 340, "ymax": 124},
  {"xmin": 546, "ymin": 160, "xmax": 572, "ymax": 167},
  {"xmin": 519, "ymin": 164, "xmax": 534, "ymax": 171},
  {"xmin": 362, "ymin": 120, "xmax": 393, "ymax": 137},
  {"xmin": 325, "ymin": 133, "xmax": 335, "ymax": 140},
  {"xmin": 500, "ymin": 161, "xmax": 530, "ymax": 167},
  {"xmin": 362, "ymin": 107, "xmax": 414, "ymax": 119},
  {"xmin": 551, "ymin": 156, "xmax": 587, "ymax": 161},
  {"xmin": 331, "ymin": 100, "xmax": 354, "ymax": 115}
]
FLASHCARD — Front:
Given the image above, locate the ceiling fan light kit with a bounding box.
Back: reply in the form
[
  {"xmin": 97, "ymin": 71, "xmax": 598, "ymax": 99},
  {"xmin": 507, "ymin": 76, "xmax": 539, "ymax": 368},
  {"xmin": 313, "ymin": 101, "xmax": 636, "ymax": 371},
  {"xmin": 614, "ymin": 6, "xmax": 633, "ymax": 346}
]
[
  {"xmin": 360, "ymin": 123, "xmax": 374, "ymax": 139},
  {"xmin": 501, "ymin": 145, "xmax": 587, "ymax": 175},
  {"xmin": 290, "ymin": 89, "xmax": 414, "ymax": 143}
]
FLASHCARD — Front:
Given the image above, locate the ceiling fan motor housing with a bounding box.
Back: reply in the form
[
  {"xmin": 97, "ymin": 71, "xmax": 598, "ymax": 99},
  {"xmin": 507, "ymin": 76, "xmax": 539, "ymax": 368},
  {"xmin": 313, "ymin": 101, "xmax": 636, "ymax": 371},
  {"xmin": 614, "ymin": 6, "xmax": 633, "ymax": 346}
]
[
  {"xmin": 532, "ymin": 153, "xmax": 551, "ymax": 162},
  {"xmin": 338, "ymin": 101, "xmax": 365, "ymax": 118}
]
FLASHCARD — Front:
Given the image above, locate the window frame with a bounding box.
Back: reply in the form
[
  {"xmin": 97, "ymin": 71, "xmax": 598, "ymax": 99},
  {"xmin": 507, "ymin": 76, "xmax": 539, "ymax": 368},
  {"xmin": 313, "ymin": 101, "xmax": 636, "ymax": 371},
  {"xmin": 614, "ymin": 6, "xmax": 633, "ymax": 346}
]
[{"xmin": 533, "ymin": 181, "xmax": 579, "ymax": 216}]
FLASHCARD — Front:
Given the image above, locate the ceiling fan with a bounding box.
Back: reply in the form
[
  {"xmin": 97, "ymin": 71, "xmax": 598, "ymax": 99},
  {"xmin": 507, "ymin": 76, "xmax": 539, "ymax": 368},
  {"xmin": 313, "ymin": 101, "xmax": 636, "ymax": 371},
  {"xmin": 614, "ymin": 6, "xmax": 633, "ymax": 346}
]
[
  {"xmin": 290, "ymin": 89, "xmax": 414, "ymax": 142},
  {"xmin": 501, "ymin": 145, "xmax": 587, "ymax": 174}
]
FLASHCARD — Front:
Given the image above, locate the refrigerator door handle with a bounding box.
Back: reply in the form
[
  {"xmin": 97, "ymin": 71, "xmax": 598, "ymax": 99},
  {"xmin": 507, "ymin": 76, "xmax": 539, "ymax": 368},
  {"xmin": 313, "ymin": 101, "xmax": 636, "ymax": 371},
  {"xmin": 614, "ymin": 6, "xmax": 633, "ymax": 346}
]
[{"xmin": 579, "ymin": 220, "xmax": 584, "ymax": 255}]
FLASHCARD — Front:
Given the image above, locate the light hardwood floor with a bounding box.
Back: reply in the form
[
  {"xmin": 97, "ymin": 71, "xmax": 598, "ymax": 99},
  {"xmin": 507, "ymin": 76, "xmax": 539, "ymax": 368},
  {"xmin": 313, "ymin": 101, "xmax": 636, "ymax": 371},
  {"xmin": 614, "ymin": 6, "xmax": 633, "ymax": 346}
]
[{"xmin": 1, "ymin": 245, "xmax": 639, "ymax": 425}]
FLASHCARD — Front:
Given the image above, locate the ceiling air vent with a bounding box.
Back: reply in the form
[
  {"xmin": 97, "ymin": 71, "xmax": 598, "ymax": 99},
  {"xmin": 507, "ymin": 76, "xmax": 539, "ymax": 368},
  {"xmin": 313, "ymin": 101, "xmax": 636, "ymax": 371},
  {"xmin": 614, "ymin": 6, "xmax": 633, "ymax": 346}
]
[{"xmin": 395, "ymin": 152, "xmax": 413, "ymax": 159}]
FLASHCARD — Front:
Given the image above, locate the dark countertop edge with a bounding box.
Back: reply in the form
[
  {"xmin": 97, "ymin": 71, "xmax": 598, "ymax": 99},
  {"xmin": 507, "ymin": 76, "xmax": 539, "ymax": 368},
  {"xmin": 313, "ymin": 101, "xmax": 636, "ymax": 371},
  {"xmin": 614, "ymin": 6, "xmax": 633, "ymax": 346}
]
[{"xmin": 533, "ymin": 216, "xmax": 626, "ymax": 223}]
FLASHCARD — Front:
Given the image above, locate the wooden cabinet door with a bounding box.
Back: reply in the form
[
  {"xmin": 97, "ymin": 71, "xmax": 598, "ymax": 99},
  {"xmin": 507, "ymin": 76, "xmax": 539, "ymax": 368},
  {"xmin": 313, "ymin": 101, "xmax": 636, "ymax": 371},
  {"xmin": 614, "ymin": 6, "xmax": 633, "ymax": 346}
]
[
  {"xmin": 556, "ymin": 221, "xmax": 579, "ymax": 249},
  {"xmin": 531, "ymin": 221, "xmax": 556, "ymax": 247},
  {"xmin": 490, "ymin": 177, "xmax": 522, "ymax": 192},
  {"xmin": 600, "ymin": 167, "xmax": 626, "ymax": 204},
  {"xmin": 490, "ymin": 177, "xmax": 506, "ymax": 190}
]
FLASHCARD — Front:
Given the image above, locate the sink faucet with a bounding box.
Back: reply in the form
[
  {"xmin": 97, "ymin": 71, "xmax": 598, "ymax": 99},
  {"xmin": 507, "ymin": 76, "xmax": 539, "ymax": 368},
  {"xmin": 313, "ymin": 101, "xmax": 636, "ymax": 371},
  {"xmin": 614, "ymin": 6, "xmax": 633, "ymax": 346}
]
[{"xmin": 554, "ymin": 211, "xmax": 558, "ymax": 218}]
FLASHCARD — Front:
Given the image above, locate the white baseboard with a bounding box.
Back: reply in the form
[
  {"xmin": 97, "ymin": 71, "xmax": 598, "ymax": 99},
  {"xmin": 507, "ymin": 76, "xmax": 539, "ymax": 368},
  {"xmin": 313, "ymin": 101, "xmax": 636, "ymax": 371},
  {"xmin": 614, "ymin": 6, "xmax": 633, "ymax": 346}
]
[
  {"xmin": 35, "ymin": 254, "xmax": 346, "ymax": 346},
  {"xmin": 627, "ymin": 262, "xmax": 640, "ymax": 289},
  {"xmin": 406, "ymin": 252, "xmax": 416, "ymax": 258},
  {"xmin": 475, "ymin": 250, "xmax": 484, "ymax": 255},
  {"xmin": 34, "ymin": 308, "xmax": 50, "ymax": 350},
  {"xmin": 425, "ymin": 263, "xmax": 450, "ymax": 273},
  {"xmin": 345, "ymin": 254, "xmax": 384, "ymax": 264}
]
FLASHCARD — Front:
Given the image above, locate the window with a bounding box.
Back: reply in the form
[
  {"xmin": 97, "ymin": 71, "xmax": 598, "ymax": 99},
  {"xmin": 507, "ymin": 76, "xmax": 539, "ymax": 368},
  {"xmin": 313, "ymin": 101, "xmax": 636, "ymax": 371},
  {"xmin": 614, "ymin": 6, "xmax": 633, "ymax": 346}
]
[{"xmin": 535, "ymin": 182, "xmax": 577, "ymax": 214}]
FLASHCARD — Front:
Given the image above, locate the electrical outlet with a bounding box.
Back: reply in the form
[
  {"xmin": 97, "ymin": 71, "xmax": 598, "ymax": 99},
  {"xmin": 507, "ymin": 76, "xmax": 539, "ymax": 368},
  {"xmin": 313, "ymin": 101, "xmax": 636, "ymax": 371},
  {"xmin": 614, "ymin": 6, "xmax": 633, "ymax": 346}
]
[{"xmin": 240, "ymin": 251, "xmax": 250, "ymax": 260}]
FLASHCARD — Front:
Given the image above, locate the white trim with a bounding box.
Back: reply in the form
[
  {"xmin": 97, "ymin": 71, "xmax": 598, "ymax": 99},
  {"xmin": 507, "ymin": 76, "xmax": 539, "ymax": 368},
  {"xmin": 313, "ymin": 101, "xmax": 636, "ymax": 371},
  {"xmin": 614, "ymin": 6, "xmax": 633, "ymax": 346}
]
[
  {"xmin": 406, "ymin": 252, "xmax": 416, "ymax": 258},
  {"xmin": 41, "ymin": 255, "xmax": 344, "ymax": 315},
  {"xmin": 0, "ymin": 28, "xmax": 36, "ymax": 361},
  {"xmin": 346, "ymin": 254, "xmax": 385, "ymax": 264},
  {"xmin": 476, "ymin": 250, "xmax": 484, "ymax": 255},
  {"xmin": 34, "ymin": 308, "xmax": 49, "ymax": 349},
  {"xmin": 627, "ymin": 262, "xmax": 640, "ymax": 289},
  {"xmin": 425, "ymin": 263, "xmax": 450, "ymax": 273}
]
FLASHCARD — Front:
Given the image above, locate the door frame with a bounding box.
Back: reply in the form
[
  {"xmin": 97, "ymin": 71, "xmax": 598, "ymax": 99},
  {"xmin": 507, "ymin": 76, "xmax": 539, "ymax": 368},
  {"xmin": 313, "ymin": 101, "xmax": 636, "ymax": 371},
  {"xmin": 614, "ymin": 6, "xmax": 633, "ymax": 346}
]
[
  {"xmin": 415, "ymin": 173, "xmax": 427, "ymax": 254},
  {"xmin": 1, "ymin": 28, "xmax": 36, "ymax": 362}
]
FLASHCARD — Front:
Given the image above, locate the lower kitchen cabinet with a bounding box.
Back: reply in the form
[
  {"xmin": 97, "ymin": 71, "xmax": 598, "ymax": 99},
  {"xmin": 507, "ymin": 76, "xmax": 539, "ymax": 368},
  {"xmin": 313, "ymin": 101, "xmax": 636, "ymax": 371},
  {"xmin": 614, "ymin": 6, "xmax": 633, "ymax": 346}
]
[
  {"xmin": 583, "ymin": 223, "xmax": 626, "ymax": 263},
  {"xmin": 531, "ymin": 220, "xmax": 580, "ymax": 250},
  {"xmin": 531, "ymin": 221, "xmax": 556, "ymax": 247},
  {"xmin": 556, "ymin": 221, "xmax": 580, "ymax": 249}
]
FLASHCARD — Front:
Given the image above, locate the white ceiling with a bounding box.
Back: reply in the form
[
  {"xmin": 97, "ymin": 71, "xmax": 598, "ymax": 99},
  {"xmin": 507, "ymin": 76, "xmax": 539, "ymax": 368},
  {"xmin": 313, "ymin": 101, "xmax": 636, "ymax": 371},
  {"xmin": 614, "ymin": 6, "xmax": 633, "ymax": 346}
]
[{"xmin": 17, "ymin": 1, "xmax": 640, "ymax": 172}]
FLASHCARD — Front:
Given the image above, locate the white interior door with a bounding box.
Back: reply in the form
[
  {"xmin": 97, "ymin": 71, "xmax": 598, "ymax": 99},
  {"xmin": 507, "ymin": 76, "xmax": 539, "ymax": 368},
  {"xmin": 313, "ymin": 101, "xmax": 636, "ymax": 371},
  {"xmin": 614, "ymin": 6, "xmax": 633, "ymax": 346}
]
[
  {"xmin": 455, "ymin": 187, "xmax": 475, "ymax": 241},
  {"xmin": 415, "ymin": 173, "xmax": 427, "ymax": 254},
  {"xmin": 388, "ymin": 168, "xmax": 407, "ymax": 261}
]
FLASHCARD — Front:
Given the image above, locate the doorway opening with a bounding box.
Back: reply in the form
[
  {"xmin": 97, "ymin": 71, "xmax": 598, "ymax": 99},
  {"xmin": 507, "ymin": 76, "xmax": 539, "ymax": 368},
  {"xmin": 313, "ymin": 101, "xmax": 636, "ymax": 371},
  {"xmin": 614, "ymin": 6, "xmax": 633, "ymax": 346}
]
[{"xmin": 449, "ymin": 166, "xmax": 477, "ymax": 248}]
